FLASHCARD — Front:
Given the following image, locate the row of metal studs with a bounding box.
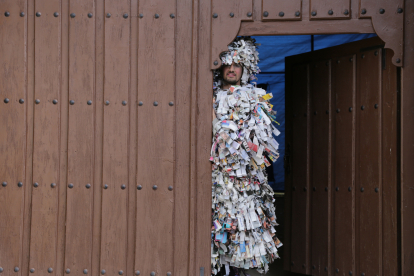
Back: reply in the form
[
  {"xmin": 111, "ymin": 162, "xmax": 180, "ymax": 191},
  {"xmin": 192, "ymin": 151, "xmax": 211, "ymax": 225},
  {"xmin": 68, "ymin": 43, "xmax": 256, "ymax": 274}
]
[
  {"xmin": 0, "ymin": 267, "xmax": 173, "ymax": 275},
  {"xmin": 1, "ymin": 11, "xmax": 176, "ymax": 19},
  {"xmin": 2, "ymin": 99, "xmax": 175, "ymax": 106}
]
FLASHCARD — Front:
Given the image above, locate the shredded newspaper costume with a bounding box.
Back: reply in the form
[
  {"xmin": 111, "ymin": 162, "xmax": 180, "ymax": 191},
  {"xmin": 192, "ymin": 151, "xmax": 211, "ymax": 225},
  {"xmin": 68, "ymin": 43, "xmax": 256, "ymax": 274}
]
[{"xmin": 211, "ymin": 37, "xmax": 282, "ymax": 276}]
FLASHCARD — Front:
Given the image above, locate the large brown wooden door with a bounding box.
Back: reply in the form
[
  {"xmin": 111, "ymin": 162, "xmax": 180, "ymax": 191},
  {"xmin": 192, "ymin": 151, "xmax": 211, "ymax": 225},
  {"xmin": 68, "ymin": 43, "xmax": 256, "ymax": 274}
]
[
  {"xmin": 284, "ymin": 37, "xmax": 399, "ymax": 276},
  {"xmin": 0, "ymin": 0, "xmax": 192, "ymax": 275},
  {"xmin": 2, "ymin": 0, "xmax": 413, "ymax": 274}
]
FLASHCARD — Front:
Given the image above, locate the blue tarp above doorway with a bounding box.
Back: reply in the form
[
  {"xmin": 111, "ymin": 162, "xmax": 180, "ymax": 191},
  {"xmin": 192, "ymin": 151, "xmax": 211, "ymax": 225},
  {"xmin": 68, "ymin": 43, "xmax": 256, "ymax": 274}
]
[{"xmin": 253, "ymin": 34, "xmax": 377, "ymax": 191}]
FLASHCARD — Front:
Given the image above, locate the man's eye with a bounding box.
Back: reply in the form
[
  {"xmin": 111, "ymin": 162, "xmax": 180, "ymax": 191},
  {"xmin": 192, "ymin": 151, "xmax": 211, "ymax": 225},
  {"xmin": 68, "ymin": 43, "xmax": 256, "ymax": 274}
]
[{"xmin": 234, "ymin": 64, "xmax": 241, "ymax": 68}]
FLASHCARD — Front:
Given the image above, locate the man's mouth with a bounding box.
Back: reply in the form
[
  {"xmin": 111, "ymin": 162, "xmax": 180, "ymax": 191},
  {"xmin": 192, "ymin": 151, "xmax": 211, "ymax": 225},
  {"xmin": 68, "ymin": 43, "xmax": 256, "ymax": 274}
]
[{"xmin": 227, "ymin": 74, "xmax": 235, "ymax": 77}]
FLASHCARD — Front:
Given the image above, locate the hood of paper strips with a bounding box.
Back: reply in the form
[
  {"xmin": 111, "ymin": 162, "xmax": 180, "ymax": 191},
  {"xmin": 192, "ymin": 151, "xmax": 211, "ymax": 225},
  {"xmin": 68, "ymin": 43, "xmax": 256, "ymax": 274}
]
[{"xmin": 214, "ymin": 37, "xmax": 260, "ymax": 87}]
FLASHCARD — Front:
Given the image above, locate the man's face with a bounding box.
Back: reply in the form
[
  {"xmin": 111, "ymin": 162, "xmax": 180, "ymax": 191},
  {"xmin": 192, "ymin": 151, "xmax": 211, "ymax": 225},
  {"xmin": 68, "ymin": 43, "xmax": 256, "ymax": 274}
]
[{"xmin": 222, "ymin": 62, "xmax": 243, "ymax": 86}]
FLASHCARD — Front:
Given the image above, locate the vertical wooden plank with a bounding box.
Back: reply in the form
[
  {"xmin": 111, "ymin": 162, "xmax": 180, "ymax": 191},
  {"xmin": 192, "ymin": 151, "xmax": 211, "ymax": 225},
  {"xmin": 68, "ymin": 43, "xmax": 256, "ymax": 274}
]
[
  {"xmin": 100, "ymin": 0, "xmax": 130, "ymax": 274},
  {"xmin": 196, "ymin": 0, "xmax": 213, "ymax": 273},
  {"xmin": 64, "ymin": 0, "xmax": 95, "ymax": 274},
  {"xmin": 332, "ymin": 54, "xmax": 355, "ymax": 276},
  {"xmin": 189, "ymin": 0, "xmax": 199, "ymax": 273},
  {"xmin": 356, "ymin": 48, "xmax": 382, "ymax": 276},
  {"xmin": 135, "ymin": 0, "xmax": 175, "ymax": 274},
  {"xmin": 22, "ymin": 0, "xmax": 35, "ymax": 273},
  {"xmin": 91, "ymin": 0, "xmax": 104, "ymax": 274},
  {"xmin": 174, "ymin": 0, "xmax": 192, "ymax": 274},
  {"xmin": 381, "ymin": 50, "xmax": 398, "ymax": 276},
  {"xmin": 29, "ymin": 0, "xmax": 61, "ymax": 274},
  {"xmin": 0, "ymin": 1, "xmax": 27, "ymax": 275},
  {"xmin": 57, "ymin": 0, "xmax": 69, "ymax": 274},
  {"xmin": 289, "ymin": 64, "xmax": 310, "ymax": 275},
  {"xmin": 401, "ymin": 1, "xmax": 414, "ymax": 274},
  {"xmin": 310, "ymin": 60, "xmax": 331, "ymax": 276},
  {"xmin": 127, "ymin": 0, "xmax": 138, "ymax": 274}
]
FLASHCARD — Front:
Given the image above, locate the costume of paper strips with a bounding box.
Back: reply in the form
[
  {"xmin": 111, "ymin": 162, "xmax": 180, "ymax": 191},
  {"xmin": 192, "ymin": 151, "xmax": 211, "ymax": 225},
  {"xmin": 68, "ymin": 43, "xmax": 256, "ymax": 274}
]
[{"xmin": 211, "ymin": 37, "xmax": 282, "ymax": 275}]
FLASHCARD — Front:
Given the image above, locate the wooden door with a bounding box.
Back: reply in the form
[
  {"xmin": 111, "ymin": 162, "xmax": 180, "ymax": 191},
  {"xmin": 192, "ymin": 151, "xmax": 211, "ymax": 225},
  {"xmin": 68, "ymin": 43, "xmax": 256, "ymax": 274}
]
[
  {"xmin": 284, "ymin": 37, "xmax": 399, "ymax": 276},
  {"xmin": 1, "ymin": 0, "xmax": 412, "ymax": 274},
  {"xmin": 0, "ymin": 0, "xmax": 192, "ymax": 275}
]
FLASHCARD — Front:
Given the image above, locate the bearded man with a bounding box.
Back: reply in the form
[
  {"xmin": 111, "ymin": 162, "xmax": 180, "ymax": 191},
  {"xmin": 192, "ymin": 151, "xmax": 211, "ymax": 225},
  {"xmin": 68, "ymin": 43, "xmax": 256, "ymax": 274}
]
[{"xmin": 210, "ymin": 37, "xmax": 282, "ymax": 276}]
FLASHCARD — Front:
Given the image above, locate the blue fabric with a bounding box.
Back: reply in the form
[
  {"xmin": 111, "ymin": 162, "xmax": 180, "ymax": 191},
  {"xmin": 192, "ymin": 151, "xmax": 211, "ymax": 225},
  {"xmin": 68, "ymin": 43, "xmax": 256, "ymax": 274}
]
[{"xmin": 251, "ymin": 34, "xmax": 376, "ymax": 191}]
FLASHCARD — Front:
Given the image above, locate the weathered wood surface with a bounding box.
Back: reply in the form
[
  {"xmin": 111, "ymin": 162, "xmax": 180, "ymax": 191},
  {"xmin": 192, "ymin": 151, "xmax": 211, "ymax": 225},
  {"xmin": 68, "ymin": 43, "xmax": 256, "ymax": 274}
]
[
  {"xmin": 100, "ymin": 0, "xmax": 130, "ymax": 274},
  {"xmin": 262, "ymin": 0, "xmax": 302, "ymax": 21},
  {"xmin": 135, "ymin": 0, "xmax": 176, "ymax": 274},
  {"xmin": 0, "ymin": 1, "xmax": 26, "ymax": 275},
  {"xmin": 65, "ymin": 0, "xmax": 95, "ymax": 274},
  {"xmin": 29, "ymin": 0, "xmax": 61, "ymax": 274}
]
